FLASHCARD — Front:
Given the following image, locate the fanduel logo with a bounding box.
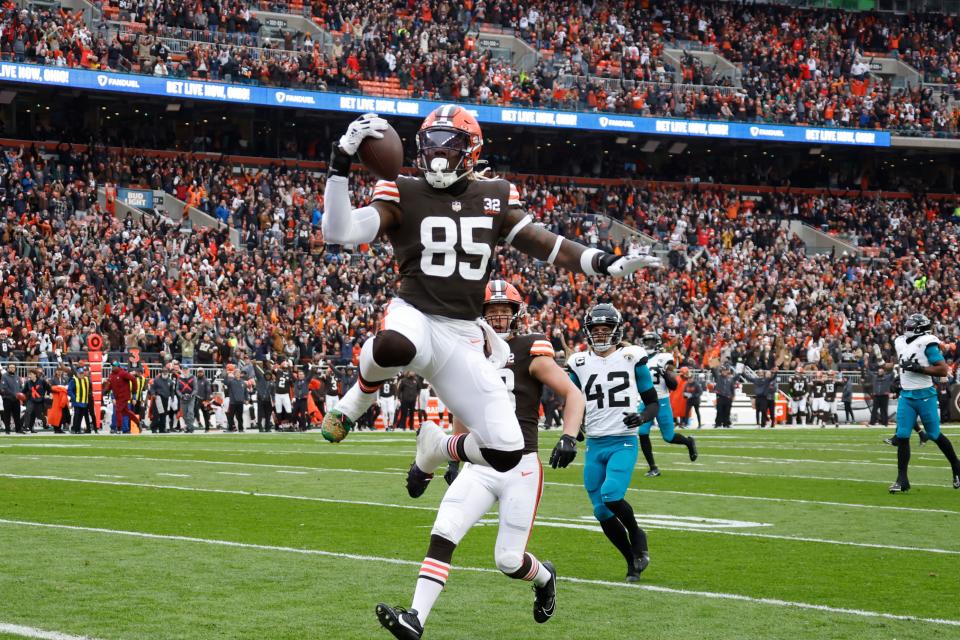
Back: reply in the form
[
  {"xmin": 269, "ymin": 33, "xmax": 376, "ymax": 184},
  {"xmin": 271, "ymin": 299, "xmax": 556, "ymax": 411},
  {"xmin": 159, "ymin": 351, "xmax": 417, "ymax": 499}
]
[
  {"xmin": 749, "ymin": 126, "xmax": 785, "ymax": 138},
  {"xmin": 276, "ymin": 91, "xmax": 315, "ymax": 105},
  {"xmin": 598, "ymin": 116, "xmax": 635, "ymax": 129},
  {"xmin": 97, "ymin": 74, "xmax": 141, "ymax": 89}
]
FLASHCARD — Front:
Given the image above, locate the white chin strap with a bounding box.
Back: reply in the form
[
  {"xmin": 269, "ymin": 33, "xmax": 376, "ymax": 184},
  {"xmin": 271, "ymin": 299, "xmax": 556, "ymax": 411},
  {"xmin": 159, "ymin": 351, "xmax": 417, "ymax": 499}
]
[{"xmin": 424, "ymin": 157, "xmax": 469, "ymax": 189}]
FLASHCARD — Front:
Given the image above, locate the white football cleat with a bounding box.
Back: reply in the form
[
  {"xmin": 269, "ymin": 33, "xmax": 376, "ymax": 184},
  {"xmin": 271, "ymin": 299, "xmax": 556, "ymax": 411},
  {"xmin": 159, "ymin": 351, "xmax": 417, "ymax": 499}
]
[{"xmin": 415, "ymin": 420, "xmax": 447, "ymax": 474}]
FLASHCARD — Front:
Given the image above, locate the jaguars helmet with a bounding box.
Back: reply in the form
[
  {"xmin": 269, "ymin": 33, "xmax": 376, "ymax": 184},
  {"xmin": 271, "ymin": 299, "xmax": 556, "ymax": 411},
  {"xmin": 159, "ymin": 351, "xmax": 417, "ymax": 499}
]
[
  {"xmin": 904, "ymin": 313, "xmax": 931, "ymax": 337},
  {"xmin": 584, "ymin": 304, "xmax": 624, "ymax": 352},
  {"xmin": 641, "ymin": 331, "xmax": 662, "ymax": 353}
]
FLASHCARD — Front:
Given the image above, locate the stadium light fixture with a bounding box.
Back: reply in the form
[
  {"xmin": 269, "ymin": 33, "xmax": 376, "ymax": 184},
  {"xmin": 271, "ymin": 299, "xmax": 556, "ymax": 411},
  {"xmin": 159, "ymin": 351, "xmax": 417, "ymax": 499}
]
[
  {"xmin": 809, "ymin": 147, "xmax": 823, "ymax": 155},
  {"xmin": 166, "ymin": 103, "xmax": 182, "ymax": 112},
  {"xmin": 667, "ymin": 142, "xmax": 687, "ymax": 155},
  {"xmin": 615, "ymin": 136, "xmax": 628, "ymax": 144},
  {"xmin": 640, "ymin": 141, "xmax": 659, "ymax": 153}
]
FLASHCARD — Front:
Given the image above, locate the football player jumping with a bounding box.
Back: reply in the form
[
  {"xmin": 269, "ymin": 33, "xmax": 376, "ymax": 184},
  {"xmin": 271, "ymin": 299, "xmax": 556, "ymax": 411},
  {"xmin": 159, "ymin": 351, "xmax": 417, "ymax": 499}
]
[
  {"xmin": 566, "ymin": 304, "xmax": 659, "ymax": 581},
  {"xmin": 321, "ymin": 106, "xmax": 657, "ymax": 482},
  {"xmin": 375, "ymin": 281, "xmax": 585, "ymax": 639}
]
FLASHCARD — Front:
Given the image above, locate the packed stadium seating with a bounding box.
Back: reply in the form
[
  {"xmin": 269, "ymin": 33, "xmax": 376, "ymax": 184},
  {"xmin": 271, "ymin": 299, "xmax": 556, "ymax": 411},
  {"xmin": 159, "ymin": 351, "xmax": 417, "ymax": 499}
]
[
  {"xmin": 1, "ymin": 139, "xmax": 957, "ymax": 374},
  {"xmin": 3, "ymin": 2, "xmax": 958, "ymax": 135}
]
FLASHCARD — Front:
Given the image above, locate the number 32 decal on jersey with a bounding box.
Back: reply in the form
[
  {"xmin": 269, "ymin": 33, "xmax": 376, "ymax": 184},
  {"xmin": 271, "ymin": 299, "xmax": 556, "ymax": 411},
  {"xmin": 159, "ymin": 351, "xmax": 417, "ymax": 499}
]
[{"xmin": 420, "ymin": 216, "xmax": 493, "ymax": 280}]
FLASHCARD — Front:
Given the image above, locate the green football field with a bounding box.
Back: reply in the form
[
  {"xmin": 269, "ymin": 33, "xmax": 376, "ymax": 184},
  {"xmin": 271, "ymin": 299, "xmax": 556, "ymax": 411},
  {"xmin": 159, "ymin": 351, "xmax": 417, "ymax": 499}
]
[{"xmin": 1, "ymin": 426, "xmax": 959, "ymax": 640}]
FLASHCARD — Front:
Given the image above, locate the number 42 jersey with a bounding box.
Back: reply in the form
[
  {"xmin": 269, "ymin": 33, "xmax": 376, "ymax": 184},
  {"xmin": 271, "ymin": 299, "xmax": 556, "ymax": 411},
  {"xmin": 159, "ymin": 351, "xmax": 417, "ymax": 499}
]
[
  {"xmin": 568, "ymin": 345, "xmax": 651, "ymax": 439},
  {"xmin": 372, "ymin": 175, "xmax": 522, "ymax": 320}
]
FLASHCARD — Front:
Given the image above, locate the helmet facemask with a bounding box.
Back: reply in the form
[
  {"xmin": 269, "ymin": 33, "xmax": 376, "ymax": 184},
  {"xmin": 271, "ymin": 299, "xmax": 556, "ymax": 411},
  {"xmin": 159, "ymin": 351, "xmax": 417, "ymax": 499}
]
[
  {"xmin": 484, "ymin": 302, "xmax": 523, "ymax": 340},
  {"xmin": 417, "ymin": 127, "xmax": 476, "ymax": 189},
  {"xmin": 587, "ymin": 324, "xmax": 621, "ymax": 352}
]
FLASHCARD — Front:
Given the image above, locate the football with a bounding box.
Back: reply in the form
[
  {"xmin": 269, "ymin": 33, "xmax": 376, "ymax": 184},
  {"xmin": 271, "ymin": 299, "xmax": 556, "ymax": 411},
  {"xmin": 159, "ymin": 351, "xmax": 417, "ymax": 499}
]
[
  {"xmin": 358, "ymin": 121, "xmax": 403, "ymax": 181},
  {"xmin": 15, "ymin": 392, "xmax": 25, "ymax": 402}
]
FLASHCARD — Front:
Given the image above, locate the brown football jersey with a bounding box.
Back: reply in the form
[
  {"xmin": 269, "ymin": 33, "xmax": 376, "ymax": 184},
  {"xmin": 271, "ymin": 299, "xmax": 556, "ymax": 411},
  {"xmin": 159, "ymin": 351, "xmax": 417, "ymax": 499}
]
[
  {"xmin": 499, "ymin": 333, "xmax": 557, "ymax": 454},
  {"xmin": 371, "ymin": 176, "xmax": 521, "ymax": 320}
]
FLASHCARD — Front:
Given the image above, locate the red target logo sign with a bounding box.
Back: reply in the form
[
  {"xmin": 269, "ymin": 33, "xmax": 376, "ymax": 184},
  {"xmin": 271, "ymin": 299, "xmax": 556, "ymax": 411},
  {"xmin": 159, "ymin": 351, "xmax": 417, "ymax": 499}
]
[{"xmin": 87, "ymin": 334, "xmax": 104, "ymax": 351}]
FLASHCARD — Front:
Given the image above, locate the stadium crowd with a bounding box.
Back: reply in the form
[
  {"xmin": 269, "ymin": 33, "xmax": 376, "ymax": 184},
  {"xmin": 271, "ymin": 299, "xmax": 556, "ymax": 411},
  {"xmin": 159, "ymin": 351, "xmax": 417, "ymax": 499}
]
[
  {"xmin": 2, "ymin": 1, "xmax": 959, "ymax": 135},
  {"xmin": 0, "ymin": 140, "xmax": 957, "ymax": 385}
]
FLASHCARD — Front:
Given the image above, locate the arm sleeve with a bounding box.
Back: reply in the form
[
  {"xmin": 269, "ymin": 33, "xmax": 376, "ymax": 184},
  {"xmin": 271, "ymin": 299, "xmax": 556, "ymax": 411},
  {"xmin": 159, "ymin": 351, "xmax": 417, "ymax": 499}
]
[
  {"xmin": 925, "ymin": 344, "xmax": 945, "ymax": 364},
  {"xmin": 635, "ymin": 363, "xmax": 653, "ymax": 392},
  {"xmin": 321, "ymin": 175, "xmax": 381, "ymax": 245},
  {"xmin": 568, "ymin": 369, "xmax": 582, "ymax": 390}
]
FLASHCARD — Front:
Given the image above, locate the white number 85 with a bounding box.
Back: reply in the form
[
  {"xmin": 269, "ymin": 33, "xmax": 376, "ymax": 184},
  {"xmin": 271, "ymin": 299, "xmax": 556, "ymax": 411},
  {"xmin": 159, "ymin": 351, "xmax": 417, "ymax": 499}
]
[{"xmin": 420, "ymin": 216, "xmax": 493, "ymax": 281}]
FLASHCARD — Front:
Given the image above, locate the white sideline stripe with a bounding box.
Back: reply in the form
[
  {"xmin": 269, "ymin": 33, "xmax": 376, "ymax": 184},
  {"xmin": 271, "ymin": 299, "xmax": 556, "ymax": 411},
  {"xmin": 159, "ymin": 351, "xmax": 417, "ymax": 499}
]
[
  {"xmin": 276, "ymin": 471, "xmax": 307, "ymax": 475},
  {"xmin": 2, "ymin": 474, "xmax": 956, "ymax": 555},
  {"xmin": 155, "ymin": 473, "xmax": 190, "ymax": 478},
  {"xmin": 598, "ymin": 465, "xmax": 950, "ymax": 488},
  {"xmin": 527, "ymin": 520, "xmax": 960, "ymax": 555},
  {"xmin": 6, "ymin": 450, "xmax": 958, "ymax": 515},
  {"xmin": 615, "ymin": 485, "xmax": 960, "ymax": 515},
  {"xmin": 216, "ymin": 472, "xmax": 251, "ymax": 477},
  {"xmin": 0, "ymin": 518, "xmax": 957, "ymax": 629},
  {"xmin": 9, "ymin": 454, "xmax": 400, "ymax": 475},
  {"xmin": 18, "ymin": 452, "xmax": 950, "ymax": 489},
  {"xmin": 0, "ymin": 622, "xmax": 101, "ymax": 640},
  {"xmin": 645, "ymin": 451, "xmax": 949, "ymax": 469},
  {"xmin": 0, "ymin": 474, "xmax": 436, "ymax": 512},
  {"xmin": 93, "ymin": 475, "xmax": 125, "ymax": 479}
]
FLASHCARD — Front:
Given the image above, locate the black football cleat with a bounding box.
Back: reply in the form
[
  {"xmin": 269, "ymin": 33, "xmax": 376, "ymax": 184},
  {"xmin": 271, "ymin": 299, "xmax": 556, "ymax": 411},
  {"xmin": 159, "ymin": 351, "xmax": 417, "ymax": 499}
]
[
  {"xmin": 645, "ymin": 467, "xmax": 661, "ymax": 478},
  {"xmin": 888, "ymin": 480, "xmax": 911, "ymax": 494},
  {"xmin": 635, "ymin": 552, "xmax": 650, "ymax": 575},
  {"xmin": 376, "ymin": 603, "xmax": 423, "ymax": 639},
  {"xmin": 626, "ymin": 552, "xmax": 649, "ymax": 583},
  {"xmin": 406, "ymin": 462, "xmax": 434, "ymax": 499},
  {"xmin": 533, "ymin": 561, "xmax": 556, "ymax": 623},
  {"xmin": 687, "ymin": 436, "xmax": 698, "ymax": 462},
  {"xmin": 883, "ymin": 437, "xmax": 897, "ymax": 447},
  {"xmin": 918, "ymin": 430, "xmax": 929, "ymax": 446},
  {"xmin": 952, "ymin": 471, "xmax": 959, "ymax": 490}
]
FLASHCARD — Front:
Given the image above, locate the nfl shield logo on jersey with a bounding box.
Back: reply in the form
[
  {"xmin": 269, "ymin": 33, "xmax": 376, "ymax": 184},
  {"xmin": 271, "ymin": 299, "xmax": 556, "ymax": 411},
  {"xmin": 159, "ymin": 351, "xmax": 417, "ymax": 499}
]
[{"xmin": 452, "ymin": 201, "xmax": 462, "ymax": 212}]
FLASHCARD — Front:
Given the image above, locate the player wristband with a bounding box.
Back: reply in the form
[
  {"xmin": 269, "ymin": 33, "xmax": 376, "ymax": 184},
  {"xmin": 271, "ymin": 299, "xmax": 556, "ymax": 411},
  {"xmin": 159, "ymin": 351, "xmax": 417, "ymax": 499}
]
[
  {"xmin": 580, "ymin": 248, "xmax": 602, "ymax": 275},
  {"xmin": 328, "ymin": 142, "xmax": 352, "ymax": 178}
]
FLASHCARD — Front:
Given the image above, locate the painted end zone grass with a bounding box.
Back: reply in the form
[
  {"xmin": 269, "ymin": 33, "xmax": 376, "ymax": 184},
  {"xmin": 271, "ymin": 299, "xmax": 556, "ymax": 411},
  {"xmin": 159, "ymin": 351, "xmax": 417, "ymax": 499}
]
[{"xmin": 0, "ymin": 428, "xmax": 959, "ymax": 640}]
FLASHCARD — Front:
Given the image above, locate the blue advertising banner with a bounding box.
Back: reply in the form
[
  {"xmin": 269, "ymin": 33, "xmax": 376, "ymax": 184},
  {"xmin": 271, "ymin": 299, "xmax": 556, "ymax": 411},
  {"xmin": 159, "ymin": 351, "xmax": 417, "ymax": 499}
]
[
  {"xmin": 2, "ymin": 62, "xmax": 891, "ymax": 147},
  {"xmin": 117, "ymin": 187, "xmax": 154, "ymax": 209}
]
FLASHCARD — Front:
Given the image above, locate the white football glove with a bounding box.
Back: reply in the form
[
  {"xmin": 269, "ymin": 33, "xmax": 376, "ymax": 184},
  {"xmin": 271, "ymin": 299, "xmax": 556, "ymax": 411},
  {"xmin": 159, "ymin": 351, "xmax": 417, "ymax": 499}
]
[
  {"xmin": 337, "ymin": 112, "xmax": 389, "ymax": 156},
  {"xmin": 606, "ymin": 253, "xmax": 662, "ymax": 277}
]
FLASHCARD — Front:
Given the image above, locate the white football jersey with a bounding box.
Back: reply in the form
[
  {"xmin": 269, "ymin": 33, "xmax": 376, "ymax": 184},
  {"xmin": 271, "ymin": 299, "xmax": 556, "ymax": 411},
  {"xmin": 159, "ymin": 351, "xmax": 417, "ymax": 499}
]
[
  {"xmin": 647, "ymin": 351, "xmax": 674, "ymax": 396},
  {"xmin": 895, "ymin": 333, "xmax": 940, "ymax": 391},
  {"xmin": 568, "ymin": 345, "xmax": 649, "ymax": 438}
]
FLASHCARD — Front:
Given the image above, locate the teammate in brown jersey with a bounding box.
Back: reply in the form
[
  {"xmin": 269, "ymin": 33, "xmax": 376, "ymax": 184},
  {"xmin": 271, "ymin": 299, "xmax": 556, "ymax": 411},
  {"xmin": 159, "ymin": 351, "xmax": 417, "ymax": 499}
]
[
  {"xmin": 321, "ymin": 104, "xmax": 657, "ymax": 484},
  {"xmin": 375, "ymin": 280, "xmax": 585, "ymax": 640}
]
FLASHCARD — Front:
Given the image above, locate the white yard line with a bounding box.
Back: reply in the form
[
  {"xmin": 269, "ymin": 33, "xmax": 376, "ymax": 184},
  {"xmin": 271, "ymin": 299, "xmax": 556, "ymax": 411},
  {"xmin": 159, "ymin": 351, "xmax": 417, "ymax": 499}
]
[
  {"xmin": 275, "ymin": 470, "xmax": 308, "ymax": 475},
  {"xmin": 0, "ymin": 623, "xmax": 102, "ymax": 640},
  {"xmin": 216, "ymin": 472, "xmax": 251, "ymax": 477},
  {"xmin": 1, "ymin": 474, "xmax": 956, "ymax": 554},
  {"xmin": 527, "ymin": 520, "xmax": 960, "ymax": 555},
  {"xmin": 7, "ymin": 454, "xmax": 402, "ymax": 476},
  {"xmin": 0, "ymin": 518, "xmax": 957, "ymax": 629},
  {"xmin": 93, "ymin": 475, "xmax": 125, "ymax": 479},
  {"xmin": 0, "ymin": 474, "xmax": 435, "ymax": 512},
  {"xmin": 5, "ymin": 451, "xmax": 958, "ymax": 515},
  {"xmin": 155, "ymin": 473, "xmax": 190, "ymax": 478}
]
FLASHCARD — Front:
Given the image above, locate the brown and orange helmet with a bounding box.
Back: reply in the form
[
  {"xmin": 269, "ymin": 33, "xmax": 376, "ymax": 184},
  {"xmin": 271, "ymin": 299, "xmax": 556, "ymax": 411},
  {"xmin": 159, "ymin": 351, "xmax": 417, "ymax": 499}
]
[
  {"xmin": 416, "ymin": 104, "xmax": 483, "ymax": 189},
  {"xmin": 484, "ymin": 279, "xmax": 526, "ymax": 337}
]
